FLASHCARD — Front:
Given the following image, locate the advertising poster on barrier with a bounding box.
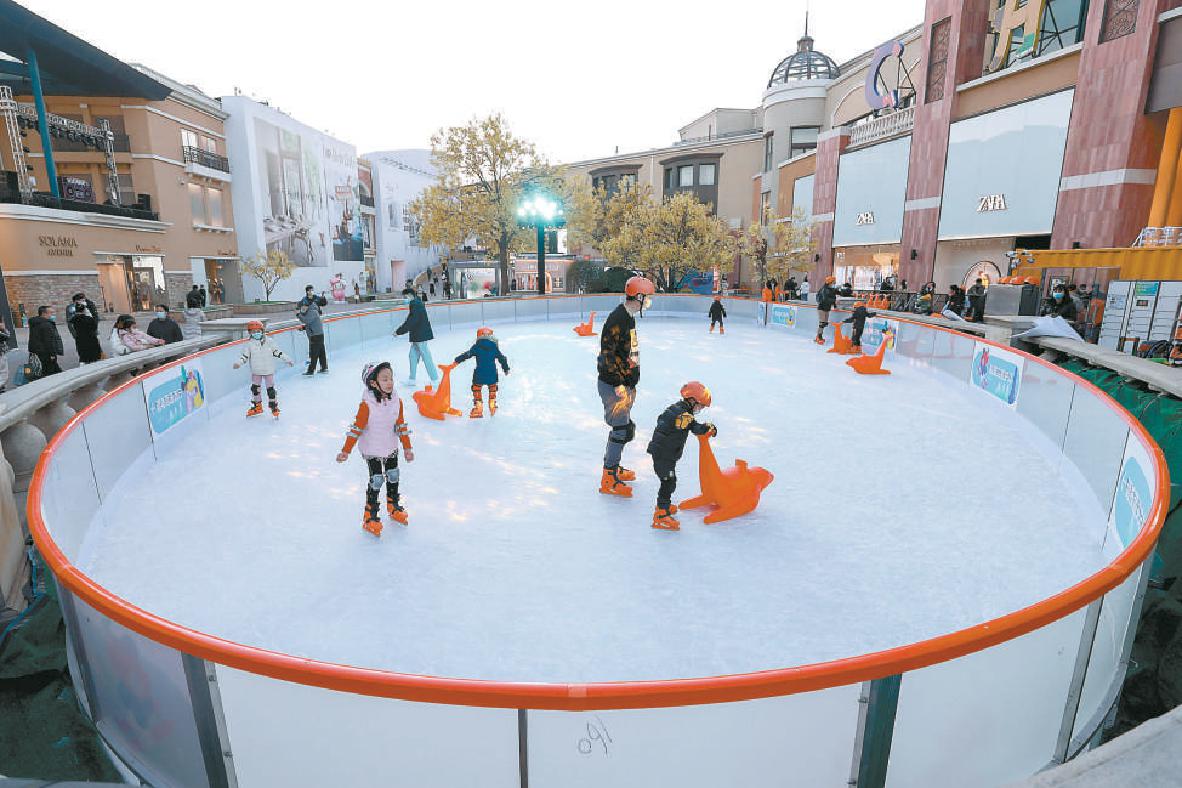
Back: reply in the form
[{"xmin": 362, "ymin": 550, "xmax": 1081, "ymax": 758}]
[
  {"xmin": 141, "ymin": 361, "xmax": 207, "ymax": 436},
  {"xmin": 862, "ymin": 317, "xmax": 900, "ymax": 352},
  {"xmin": 769, "ymin": 304, "xmax": 797, "ymax": 329},
  {"xmin": 968, "ymin": 342, "xmax": 1023, "ymax": 407},
  {"xmin": 1108, "ymin": 434, "xmax": 1154, "ymax": 550},
  {"xmin": 756, "ymin": 301, "xmax": 768, "ymax": 325}
]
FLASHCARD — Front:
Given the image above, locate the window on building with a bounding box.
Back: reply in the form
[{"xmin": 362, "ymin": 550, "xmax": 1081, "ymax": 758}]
[
  {"xmin": 116, "ymin": 173, "xmax": 135, "ymax": 206},
  {"xmin": 699, "ymin": 163, "xmax": 716, "ymax": 186},
  {"xmin": 206, "ymin": 187, "xmax": 224, "ymax": 227},
  {"xmin": 1039, "ymin": 0, "xmax": 1089, "ymax": 53},
  {"xmin": 763, "ymin": 133, "xmax": 775, "ymax": 171},
  {"xmin": 678, "ymin": 165, "xmax": 694, "ymax": 187},
  {"xmin": 188, "ymin": 183, "xmax": 206, "ymax": 224},
  {"xmin": 181, "ymin": 128, "xmax": 199, "ymax": 151},
  {"xmin": 664, "ymin": 168, "xmax": 674, "ymax": 190},
  {"xmin": 1101, "ymin": 0, "xmax": 1138, "ymax": 42},
  {"xmin": 926, "ymin": 17, "xmax": 951, "ymax": 103},
  {"xmin": 760, "ymin": 191, "xmax": 772, "ymax": 223},
  {"xmin": 789, "ymin": 126, "xmax": 820, "ymax": 158},
  {"xmin": 205, "ymin": 137, "xmax": 218, "ymax": 154}
]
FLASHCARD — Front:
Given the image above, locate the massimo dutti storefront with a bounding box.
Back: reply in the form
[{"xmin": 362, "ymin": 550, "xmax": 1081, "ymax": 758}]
[
  {"xmin": 832, "ymin": 135, "xmax": 910, "ymax": 289},
  {"xmin": 933, "ymin": 89, "xmax": 1075, "ymax": 289}
]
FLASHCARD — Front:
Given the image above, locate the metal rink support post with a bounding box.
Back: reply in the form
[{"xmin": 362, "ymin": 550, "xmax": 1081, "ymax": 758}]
[
  {"xmin": 1050, "ymin": 598, "xmax": 1104, "ymax": 765},
  {"xmin": 182, "ymin": 655, "xmax": 237, "ymax": 788},
  {"xmin": 517, "ymin": 708, "xmax": 529, "ymax": 788},
  {"xmin": 849, "ymin": 674, "xmax": 903, "ymax": 788}
]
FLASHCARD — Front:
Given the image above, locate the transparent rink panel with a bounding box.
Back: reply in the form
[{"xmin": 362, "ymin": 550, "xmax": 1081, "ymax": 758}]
[
  {"xmin": 1072, "ymin": 570, "xmax": 1142, "ymax": 741},
  {"xmin": 68, "ymin": 594, "xmax": 210, "ymax": 786},
  {"xmin": 529, "ymin": 684, "xmax": 860, "ymax": 788},
  {"xmin": 215, "ymin": 667, "xmax": 519, "ymax": 787},
  {"xmin": 886, "ymin": 609, "xmax": 1086, "ymax": 787}
]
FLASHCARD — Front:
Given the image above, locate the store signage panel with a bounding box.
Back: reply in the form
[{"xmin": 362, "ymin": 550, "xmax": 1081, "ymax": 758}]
[
  {"xmin": 856, "ymin": 212, "xmax": 876, "ymax": 225},
  {"xmin": 833, "ymin": 136, "xmax": 910, "ymax": 247},
  {"xmin": 39, "ymin": 235, "xmax": 77, "ymax": 257},
  {"xmin": 938, "ymin": 90, "xmax": 1073, "ymax": 240}
]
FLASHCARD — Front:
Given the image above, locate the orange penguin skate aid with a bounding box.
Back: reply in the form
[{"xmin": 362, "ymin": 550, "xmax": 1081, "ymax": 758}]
[
  {"xmin": 573, "ymin": 311, "xmax": 596, "ymax": 337},
  {"xmin": 846, "ymin": 331, "xmax": 892, "ymax": 375},
  {"xmin": 412, "ymin": 362, "xmax": 463, "ymax": 420},
  {"xmin": 679, "ymin": 434, "xmax": 774, "ymax": 524}
]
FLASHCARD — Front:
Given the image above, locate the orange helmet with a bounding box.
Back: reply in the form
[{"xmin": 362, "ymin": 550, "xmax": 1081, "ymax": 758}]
[
  {"xmin": 625, "ymin": 276, "xmax": 656, "ymax": 298},
  {"xmin": 825, "ymin": 275, "xmax": 836, "ymax": 284},
  {"xmin": 476, "ymin": 326, "xmax": 494, "ymax": 338},
  {"xmin": 246, "ymin": 320, "xmax": 264, "ymax": 333},
  {"xmin": 680, "ymin": 381, "xmax": 712, "ymax": 407},
  {"xmin": 713, "ymin": 295, "xmax": 722, "ymax": 301}
]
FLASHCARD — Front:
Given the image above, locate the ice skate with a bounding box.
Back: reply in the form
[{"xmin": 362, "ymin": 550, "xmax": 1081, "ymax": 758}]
[
  {"xmin": 469, "ymin": 401, "xmax": 484, "ymax": 419},
  {"xmin": 488, "ymin": 398, "xmax": 497, "ymax": 416},
  {"xmin": 720, "ymin": 326, "xmax": 725, "ymax": 335},
  {"xmin": 813, "ymin": 336, "xmax": 825, "ymax": 345},
  {"xmin": 616, "ymin": 466, "xmax": 637, "ymax": 481},
  {"xmin": 709, "ymin": 324, "xmax": 715, "ymax": 333},
  {"xmin": 246, "ymin": 402, "xmax": 264, "ymax": 417},
  {"xmin": 386, "ymin": 497, "xmax": 409, "ymax": 525},
  {"xmin": 362, "ymin": 503, "xmax": 383, "ymax": 537},
  {"xmin": 599, "ymin": 467, "xmax": 632, "ymax": 497},
  {"xmin": 652, "ymin": 506, "xmax": 680, "ymax": 530},
  {"xmin": 270, "ymin": 403, "xmax": 280, "ymax": 418}
]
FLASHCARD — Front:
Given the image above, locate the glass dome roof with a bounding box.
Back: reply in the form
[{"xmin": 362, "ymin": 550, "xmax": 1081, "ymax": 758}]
[{"xmin": 768, "ymin": 34, "xmax": 840, "ymax": 86}]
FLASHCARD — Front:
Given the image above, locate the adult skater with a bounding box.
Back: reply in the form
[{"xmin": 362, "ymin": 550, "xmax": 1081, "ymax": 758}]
[
  {"xmin": 394, "ymin": 292, "xmax": 440, "ymax": 386},
  {"xmin": 297, "ymin": 285, "xmax": 329, "ymax": 375},
  {"xmin": 597, "ymin": 275, "xmax": 655, "ymax": 497},
  {"xmin": 814, "ymin": 275, "xmax": 840, "ymax": 345},
  {"xmin": 708, "ymin": 295, "xmax": 726, "ymax": 333}
]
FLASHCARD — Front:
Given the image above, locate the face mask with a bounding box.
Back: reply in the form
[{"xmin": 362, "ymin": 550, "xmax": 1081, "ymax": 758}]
[
  {"xmin": 48, "ymin": 315, "xmax": 56, "ymax": 322},
  {"xmin": 1053, "ymin": 293, "xmax": 1064, "ymax": 301},
  {"xmin": 250, "ymin": 331, "xmax": 264, "ymax": 340},
  {"xmin": 156, "ymin": 311, "xmax": 166, "ymax": 319}
]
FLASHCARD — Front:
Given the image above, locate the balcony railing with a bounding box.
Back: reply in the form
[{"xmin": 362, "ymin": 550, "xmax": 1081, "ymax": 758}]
[
  {"xmin": 182, "ymin": 146, "xmax": 231, "ymax": 174},
  {"xmin": 847, "ymin": 106, "xmax": 916, "ymax": 148},
  {"xmin": 0, "ymin": 178, "xmax": 159, "ymax": 221},
  {"xmin": 51, "ymin": 134, "xmax": 132, "ymax": 154},
  {"xmin": 359, "ymin": 194, "xmax": 375, "ymax": 208}
]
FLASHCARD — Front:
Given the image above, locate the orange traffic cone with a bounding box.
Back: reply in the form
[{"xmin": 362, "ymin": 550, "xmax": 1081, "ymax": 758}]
[
  {"xmin": 412, "ymin": 362, "xmax": 464, "ymax": 419},
  {"xmin": 846, "ymin": 332, "xmax": 892, "ymax": 375},
  {"xmin": 573, "ymin": 311, "xmax": 596, "ymax": 337},
  {"xmin": 827, "ymin": 322, "xmax": 852, "ymax": 354},
  {"xmin": 679, "ymin": 434, "xmax": 774, "ymax": 525}
]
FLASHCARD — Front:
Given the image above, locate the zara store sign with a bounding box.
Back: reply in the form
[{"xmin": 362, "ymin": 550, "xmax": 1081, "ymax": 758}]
[
  {"xmin": 977, "ymin": 194, "xmax": 1007, "ymax": 212},
  {"xmin": 856, "ymin": 211, "xmax": 876, "ymax": 225}
]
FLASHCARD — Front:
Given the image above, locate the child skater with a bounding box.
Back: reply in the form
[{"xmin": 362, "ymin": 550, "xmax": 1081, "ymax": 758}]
[
  {"xmin": 645, "ymin": 381, "xmax": 717, "ymax": 530},
  {"xmin": 708, "ymin": 296, "xmax": 727, "ymax": 334},
  {"xmin": 233, "ymin": 320, "xmax": 294, "ymax": 417},
  {"xmin": 336, "ymin": 362, "xmax": 414, "ymax": 536},
  {"xmin": 842, "ymin": 300, "xmax": 877, "ymax": 355},
  {"xmin": 453, "ymin": 326, "xmax": 510, "ymax": 418}
]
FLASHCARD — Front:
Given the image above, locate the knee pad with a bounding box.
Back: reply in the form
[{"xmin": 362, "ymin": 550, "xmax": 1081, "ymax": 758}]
[
  {"xmin": 250, "ymin": 383, "xmax": 260, "ymax": 396},
  {"xmin": 266, "ymin": 386, "xmax": 277, "ymax": 399},
  {"xmin": 369, "ymin": 474, "xmax": 384, "ymax": 492},
  {"xmin": 385, "ymin": 467, "xmax": 400, "ymax": 485},
  {"xmin": 658, "ymin": 468, "xmax": 677, "ymax": 482},
  {"xmin": 610, "ymin": 420, "xmax": 636, "ymax": 445}
]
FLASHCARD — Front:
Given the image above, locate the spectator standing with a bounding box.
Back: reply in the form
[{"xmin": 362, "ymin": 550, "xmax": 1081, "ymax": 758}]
[
  {"xmin": 186, "ymin": 285, "xmax": 203, "ymax": 308},
  {"xmin": 66, "ymin": 292, "xmax": 100, "ymax": 337},
  {"xmin": 443, "ymin": 278, "xmax": 453, "ymax": 300},
  {"xmin": 0, "ymin": 324, "xmax": 11, "ymax": 391},
  {"xmin": 198, "ymin": 284, "xmax": 208, "ymax": 306},
  {"xmin": 147, "ymin": 305, "xmax": 184, "ymax": 344},
  {"xmin": 799, "ymin": 276, "xmax": 810, "ymax": 302},
  {"xmin": 297, "ymin": 285, "xmax": 329, "ymax": 375},
  {"xmin": 1042, "ymin": 284, "xmax": 1079, "ymax": 321},
  {"xmin": 70, "ymin": 295, "xmax": 102, "ymax": 363},
  {"xmin": 966, "ymin": 278, "xmax": 987, "ymax": 322},
  {"xmin": 111, "ymin": 315, "xmax": 164, "ymax": 355},
  {"xmin": 27, "ymin": 306, "xmax": 64, "ymax": 376}
]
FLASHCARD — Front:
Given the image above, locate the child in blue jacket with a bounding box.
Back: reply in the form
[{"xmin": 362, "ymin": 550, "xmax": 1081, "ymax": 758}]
[{"xmin": 454, "ymin": 326, "xmax": 510, "ymax": 418}]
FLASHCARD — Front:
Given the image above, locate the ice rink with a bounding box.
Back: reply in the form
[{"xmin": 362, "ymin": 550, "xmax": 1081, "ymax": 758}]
[{"xmin": 78, "ymin": 317, "xmax": 1114, "ymax": 684}]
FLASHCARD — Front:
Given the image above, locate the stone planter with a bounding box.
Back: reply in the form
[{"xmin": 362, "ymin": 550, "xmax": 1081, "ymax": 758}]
[
  {"xmin": 202, "ymin": 306, "xmax": 233, "ymax": 321},
  {"xmin": 230, "ymin": 301, "xmax": 297, "ymax": 316}
]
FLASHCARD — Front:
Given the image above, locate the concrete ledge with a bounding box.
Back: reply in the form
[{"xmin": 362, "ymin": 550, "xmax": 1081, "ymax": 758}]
[
  {"xmin": 1024, "ymin": 337, "xmax": 1182, "ymax": 398},
  {"xmin": 1009, "ymin": 705, "xmax": 1182, "ymax": 787}
]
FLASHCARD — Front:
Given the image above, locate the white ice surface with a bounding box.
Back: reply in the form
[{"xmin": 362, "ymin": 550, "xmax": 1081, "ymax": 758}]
[{"xmin": 78, "ymin": 318, "xmax": 1113, "ymax": 684}]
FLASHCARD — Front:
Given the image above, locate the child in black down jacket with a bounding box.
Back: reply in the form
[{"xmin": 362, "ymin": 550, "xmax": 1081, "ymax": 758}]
[
  {"xmin": 708, "ymin": 296, "xmax": 727, "ymax": 334},
  {"xmin": 646, "ymin": 381, "xmax": 716, "ymax": 531},
  {"xmin": 842, "ymin": 301, "xmax": 877, "ymax": 355}
]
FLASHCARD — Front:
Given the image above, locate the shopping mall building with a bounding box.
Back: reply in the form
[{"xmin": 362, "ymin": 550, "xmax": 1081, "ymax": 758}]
[
  {"xmin": 568, "ymin": 0, "xmax": 1182, "ymax": 293},
  {"xmin": 0, "ymin": 1, "xmax": 238, "ymax": 315}
]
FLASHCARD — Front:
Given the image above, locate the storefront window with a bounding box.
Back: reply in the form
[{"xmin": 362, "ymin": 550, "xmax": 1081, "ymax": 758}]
[{"xmin": 834, "ymin": 246, "xmax": 900, "ymax": 290}]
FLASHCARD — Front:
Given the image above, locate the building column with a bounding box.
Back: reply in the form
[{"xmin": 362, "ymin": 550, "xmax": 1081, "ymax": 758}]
[
  {"xmin": 1050, "ymin": 0, "xmax": 1169, "ymax": 248},
  {"xmin": 809, "ymin": 128, "xmax": 849, "ymax": 283},
  {"xmin": 1147, "ymin": 108, "xmax": 1182, "ymax": 227}
]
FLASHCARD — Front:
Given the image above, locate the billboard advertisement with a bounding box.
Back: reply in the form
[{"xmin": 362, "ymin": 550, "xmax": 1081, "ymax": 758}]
[
  {"xmin": 1109, "ymin": 434, "xmax": 1153, "ymax": 550},
  {"xmin": 142, "ymin": 361, "xmax": 206, "ymax": 436}
]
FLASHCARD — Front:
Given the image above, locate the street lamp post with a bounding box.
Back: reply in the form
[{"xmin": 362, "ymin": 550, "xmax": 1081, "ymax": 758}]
[{"xmin": 516, "ymin": 193, "xmax": 565, "ymax": 295}]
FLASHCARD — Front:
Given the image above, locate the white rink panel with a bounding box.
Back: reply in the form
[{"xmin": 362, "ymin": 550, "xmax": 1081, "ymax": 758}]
[
  {"xmin": 887, "ymin": 609, "xmax": 1087, "ymax": 788},
  {"xmin": 529, "ymin": 686, "xmax": 860, "ymax": 788},
  {"xmin": 326, "ymin": 314, "xmax": 363, "ymax": 354},
  {"xmin": 515, "ymin": 296, "xmax": 550, "ymax": 321},
  {"xmin": 1017, "ymin": 358, "xmax": 1077, "ymax": 450},
  {"xmin": 481, "ymin": 298, "xmax": 515, "ymax": 324},
  {"xmin": 1062, "ymin": 392, "xmax": 1130, "ymax": 519},
  {"xmin": 41, "ymin": 426, "xmax": 100, "ymax": 562},
  {"xmin": 1072, "ymin": 569, "xmax": 1141, "ymax": 740},
  {"xmin": 216, "ymin": 666, "xmax": 519, "ymax": 788},
  {"xmin": 80, "ymin": 385, "xmax": 152, "ymax": 499},
  {"xmin": 446, "ymin": 301, "xmax": 482, "ymax": 328}
]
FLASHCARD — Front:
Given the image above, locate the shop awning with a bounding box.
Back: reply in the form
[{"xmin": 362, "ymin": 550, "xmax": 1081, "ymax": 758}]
[{"xmin": 0, "ymin": 0, "xmax": 170, "ymax": 99}]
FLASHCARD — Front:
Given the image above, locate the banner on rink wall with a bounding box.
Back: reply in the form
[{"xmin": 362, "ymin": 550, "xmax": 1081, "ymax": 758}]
[
  {"xmin": 968, "ymin": 342, "xmax": 1023, "ymax": 407},
  {"xmin": 142, "ymin": 361, "xmax": 207, "ymax": 436},
  {"xmin": 1109, "ymin": 434, "xmax": 1153, "ymax": 549},
  {"xmin": 769, "ymin": 304, "xmax": 797, "ymax": 329},
  {"xmin": 756, "ymin": 301, "xmax": 768, "ymax": 325},
  {"xmin": 862, "ymin": 317, "xmax": 900, "ymax": 351}
]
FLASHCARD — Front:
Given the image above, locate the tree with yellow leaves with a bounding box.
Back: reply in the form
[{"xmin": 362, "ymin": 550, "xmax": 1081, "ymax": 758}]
[
  {"xmin": 739, "ymin": 206, "xmax": 815, "ymax": 288},
  {"xmin": 410, "ymin": 114, "xmax": 560, "ymax": 292},
  {"xmin": 241, "ymin": 249, "xmax": 294, "ymax": 302},
  {"xmin": 565, "ymin": 178, "xmax": 652, "ymax": 258}
]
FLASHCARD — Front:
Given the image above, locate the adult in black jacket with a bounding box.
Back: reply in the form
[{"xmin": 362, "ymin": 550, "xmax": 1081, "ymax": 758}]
[
  {"xmin": 946, "ymin": 285, "xmax": 966, "ymax": 316},
  {"xmin": 842, "ymin": 301, "xmax": 878, "ymax": 352},
  {"xmin": 646, "ymin": 382, "xmax": 716, "ymax": 530},
  {"xmin": 814, "ymin": 276, "xmax": 840, "ymax": 344},
  {"xmin": 27, "ymin": 306, "xmax": 64, "ymax": 376},
  {"xmin": 596, "ymin": 275, "xmax": 655, "ymax": 496},
  {"xmin": 966, "ymin": 279, "xmax": 987, "ymax": 322},
  {"xmin": 69, "ymin": 295, "xmax": 102, "ymax": 363},
  {"xmin": 146, "ymin": 305, "xmax": 184, "ymax": 344},
  {"xmin": 708, "ymin": 297, "xmax": 727, "ymax": 333},
  {"xmin": 1043, "ymin": 285, "xmax": 1078, "ymax": 321},
  {"xmin": 395, "ymin": 295, "xmax": 439, "ymax": 385},
  {"xmin": 186, "ymin": 285, "xmax": 203, "ymax": 308},
  {"xmin": 65, "ymin": 292, "xmax": 99, "ymax": 338}
]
